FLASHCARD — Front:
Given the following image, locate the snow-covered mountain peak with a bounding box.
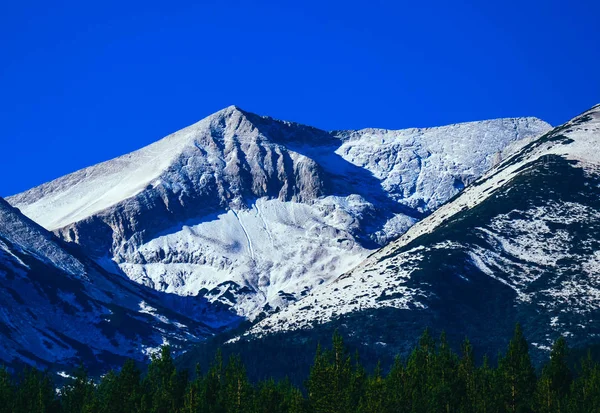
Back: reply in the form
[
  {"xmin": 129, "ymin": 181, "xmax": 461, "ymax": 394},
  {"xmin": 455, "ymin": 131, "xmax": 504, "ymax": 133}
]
[
  {"xmin": 8, "ymin": 108, "xmax": 551, "ymax": 320},
  {"xmin": 7, "ymin": 105, "xmax": 275, "ymax": 230}
]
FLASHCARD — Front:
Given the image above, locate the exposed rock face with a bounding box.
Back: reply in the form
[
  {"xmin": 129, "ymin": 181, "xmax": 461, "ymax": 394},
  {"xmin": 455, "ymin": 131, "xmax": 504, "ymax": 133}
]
[
  {"xmin": 249, "ymin": 105, "xmax": 600, "ymax": 360},
  {"xmin": 8, "ymin": 106, "xmax": 551, "ymax": 319}
]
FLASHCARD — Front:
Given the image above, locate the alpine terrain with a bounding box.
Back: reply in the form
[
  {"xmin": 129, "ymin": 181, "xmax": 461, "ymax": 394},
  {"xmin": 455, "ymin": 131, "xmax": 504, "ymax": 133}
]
[
  {"xmin": 246, "ymin": 104, "xmax": 600, "ymax": 363},
  {"xmin": 0, "ymin": 197, "xmax": 237, "ymax": 372},
  {"xmin": 7, "ymin": 106, "xmax": 550, "ymax": 325}
]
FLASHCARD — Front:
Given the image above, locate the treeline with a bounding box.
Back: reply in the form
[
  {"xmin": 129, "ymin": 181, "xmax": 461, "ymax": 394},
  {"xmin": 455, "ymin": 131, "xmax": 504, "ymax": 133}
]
[{"xmin": 1, "ymin": 324, "xmax": 600, "ymax": 412}]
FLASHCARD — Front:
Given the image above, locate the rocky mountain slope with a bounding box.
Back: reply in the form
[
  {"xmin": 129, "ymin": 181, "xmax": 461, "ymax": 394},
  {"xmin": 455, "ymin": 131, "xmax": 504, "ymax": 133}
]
[
  {"xmin": 7, "ymin": 107, "xmax": 550, "ymax": 320},
  {"xmin": 248, "ymin": 104, "xmax": 600, "ymax": 358},
  {"xmin": 0, "ymin": 197, "xmax": 236, "ymax": 372}
]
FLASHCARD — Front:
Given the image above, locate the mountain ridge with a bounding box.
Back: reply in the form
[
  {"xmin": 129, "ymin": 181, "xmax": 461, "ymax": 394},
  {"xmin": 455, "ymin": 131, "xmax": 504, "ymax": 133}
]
[
  {"xmin": 7, "ymin": 107, "xmax": 551, "ymax": 320},
  {"xmin": 246, "ymin": 104, "xmax": 600, "ymax": 359},
  {"xmin": 8, "ymin": 106, "xmax": 550, "ymax": 230}
]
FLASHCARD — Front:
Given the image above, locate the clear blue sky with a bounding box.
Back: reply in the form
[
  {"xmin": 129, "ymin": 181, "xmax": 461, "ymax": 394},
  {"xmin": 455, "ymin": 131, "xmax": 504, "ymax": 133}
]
[{"xmin": 1, "ymin": 0, "xmax": 598, "ymax": 197}]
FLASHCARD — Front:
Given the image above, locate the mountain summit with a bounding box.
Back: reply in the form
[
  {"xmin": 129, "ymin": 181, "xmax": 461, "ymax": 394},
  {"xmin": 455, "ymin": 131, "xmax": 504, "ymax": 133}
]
[{"xmin": 8, "ymin": 107, "xmax": 551, "ymax": 320}]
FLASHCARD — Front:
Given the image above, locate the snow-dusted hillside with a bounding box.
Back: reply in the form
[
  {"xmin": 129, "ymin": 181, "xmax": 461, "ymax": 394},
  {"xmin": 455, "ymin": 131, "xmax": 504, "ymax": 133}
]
[
  {"xmin": 249, "ymin": 104, "xmax": 600, "ymax": 355},
  {"xmin": 0, "ymin": 197, "xmax": 235, "ymax": 372},
  {"xmin": 8, "ymin": 106, "xmax": 550, "ymax": 319}
]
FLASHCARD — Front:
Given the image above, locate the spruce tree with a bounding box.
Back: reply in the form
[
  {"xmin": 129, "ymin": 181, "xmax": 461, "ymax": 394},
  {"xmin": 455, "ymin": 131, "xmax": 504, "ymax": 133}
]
[
  {"xmin": 330, "ymin": 331, "xmax": 353, "ymax": 412},
  {"xmin": 547, "ymin": 336, "xmax": 572, "ymax": 397},
  {"xmin": 118, "ymin": 359, "xmax": 144, "ymax": 413},
  {"xmin": 96, "ymin": 370, "xmax": 118, "ymax": 413},
  {"xmin": 307, "ymin": 332, "xmax": 354, "ymax": 413},
  {"xmin": 255, "ymin": 378, "xmax": 284, "ymax": 413},
  {"xmin": 285, "ymin": 386, "xmax": 307, "ymax": 413},
  {"xmin": 97, "ymin": 359, "xmax": 143, "ymax": 413},
  {"xmin": 6, "ymin": 324, "xmax": 600, "ymax": 413},
  {"xmin": 406, "ymin": 329, "xmax": 436, "ymax": 413},
  {"xmin": 350, "ymin": 350, "xmax": 367, "ymax": 409}
]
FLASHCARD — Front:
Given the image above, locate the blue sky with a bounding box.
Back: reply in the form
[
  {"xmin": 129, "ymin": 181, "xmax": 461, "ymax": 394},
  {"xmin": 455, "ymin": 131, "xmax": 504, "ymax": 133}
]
[{"xmin": 1, "ymin": 0, "xmax": 598, "ymax": 196}]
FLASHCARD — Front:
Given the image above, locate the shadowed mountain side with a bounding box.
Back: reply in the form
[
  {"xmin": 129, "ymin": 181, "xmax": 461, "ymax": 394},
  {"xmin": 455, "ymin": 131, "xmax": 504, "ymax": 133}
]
[{"xmin": 0, "ymin": 198, "xmax": 242, "ymax": 373}]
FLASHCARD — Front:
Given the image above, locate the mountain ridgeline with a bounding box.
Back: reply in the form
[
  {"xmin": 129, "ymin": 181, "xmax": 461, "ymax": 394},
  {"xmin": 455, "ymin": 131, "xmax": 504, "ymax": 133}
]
[
  {"xmin": 3, "ymin": 103, "xmax": 600, "ymax": 380},
  {"xmin": 244, "ymin": 104, "xmax": 600, "ymax": 366},
  {"xmin": 7, "ymin": 106, "xmax": 549, "ymax": 322}
]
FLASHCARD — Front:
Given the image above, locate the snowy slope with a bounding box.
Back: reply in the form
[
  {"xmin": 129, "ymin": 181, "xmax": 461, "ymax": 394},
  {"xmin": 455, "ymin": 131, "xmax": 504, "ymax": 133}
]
[
  {"xmin": 8, "ymin": 107, "xmax": 550, "ymax": 319},
  {"xmin": 0, "ymin": 198, "xmax": 85, "ymax": 277},
  {"xmin": 249, "ymin": 104, "xmax": 600, "ymax": 355},
  {"xmin": 0, "ymin": 197, "xmax": 236, "ymax": 373}
]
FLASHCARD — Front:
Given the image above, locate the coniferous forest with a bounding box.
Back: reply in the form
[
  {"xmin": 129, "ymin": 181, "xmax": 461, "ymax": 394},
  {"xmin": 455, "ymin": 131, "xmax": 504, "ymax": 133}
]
[{"xmin": 2, "ymin": 325, "xmax": 600, "ymax": 413}]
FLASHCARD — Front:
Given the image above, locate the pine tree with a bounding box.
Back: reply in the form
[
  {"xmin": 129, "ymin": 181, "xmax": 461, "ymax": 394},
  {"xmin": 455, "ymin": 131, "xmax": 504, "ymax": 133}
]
[
  {"xmin": 330, "ymin": 331, "xmax": 353, "ymax": 412},
  {"xmin": 0, "ymin": 366, "xmax": 14, "ymax": 413},
  {"xmin": 458, "ymin": 338, "xmax": 476, "ymax": 412},
  {"xmin": 118, "ymin": 359, "xmax": 144, "ymax": 413},
  {"xmin": 182, "ymin": 364, "xmax": 202, "ymax": 413},
  {"xmin": 405, "ymin": 329, "xmax": 436, "ymax": 413},
  {"xmin": 474, "ymin": 355, "xmax": 499, "ymax": 413},
  {"xmin": 535, "ymin": 336, "xmax": 572, "ymax": 413},
  {"xmin": 255, "ymin": 378, "xmax": 283, "ymax": 413},
  {"xmin": 358, "ymin": 362, "xmax": 386, "ymax": 413},
  {"xmin": 201, "ymin": 349, "xmax": 225, "ymax": 413},
  {"xmin": 350, "ymin": 350, "xmax": 367, "ymax": 409},
  {"xmin": 385, "ymin": 356, "xmax": 408, "ymax": 413},
  {"xmin": 497, "ymin": 323, "xmax": 536, "ymax": 413},
  {"xmin": 96, "ymin": 370, "xmax": 118, "ymax": 413},
  {"xmin": 144, "ymin": 346, "xmax": 188, "ymax": 413},
  {"xmin": 61, "ymin": 365, "xmax": 97, "ymax": 413},
  {"xmin": 97, "ymin": 359, "xmax": 143, "ymax": 413},
  {"xmin": 5, "ymin": 325, "xmax": 600, "ymax": 413},
  {"xmin": 429, "ymin": 332, "xmax": 459, "ymax": 412},
  {"xmin": 223, "ymin": 354, "xmax": 252, "ymax": 413},
  {"xmin": 15, "ymin": 367, "xmax": 58, "ymax": 413},
  {"xmin": 307, "ymin": 343, "xmax": 332, "ymax": 413},
  {"xmin": 285, "ymin": 386, "xmax": 307, "ymax": 413},
  {"xmin": 307, "ymin": 332, "xmax": 354, "ymax": 413},
  {"xmin": 567, "ymin": 351, "xmax": 600, "ymax": 412},
  {"xmin": 547, "ymin": 336, "xmax": 572, "ymax": 397}
]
